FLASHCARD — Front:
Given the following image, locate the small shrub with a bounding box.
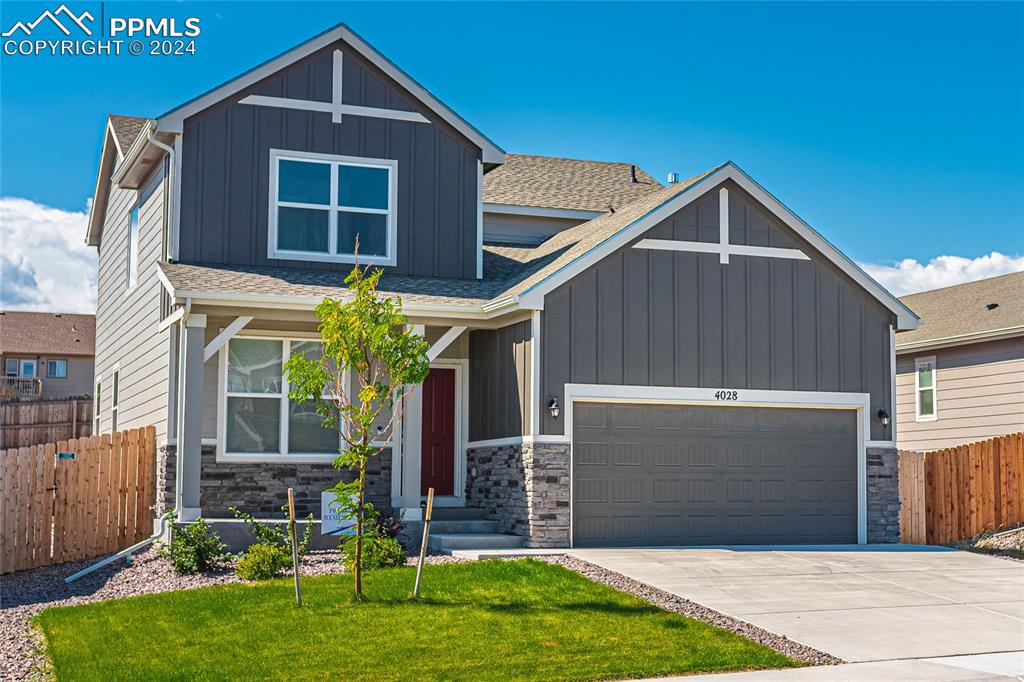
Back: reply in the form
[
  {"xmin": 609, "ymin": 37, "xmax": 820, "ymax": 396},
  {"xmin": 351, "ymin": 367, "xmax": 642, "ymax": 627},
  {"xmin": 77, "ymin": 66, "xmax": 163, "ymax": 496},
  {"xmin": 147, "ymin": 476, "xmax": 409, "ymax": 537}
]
[
  {"xmin": 376, "ymin": 516, "xmax": 404, "ymax": 540},
  {"xmin": 157, "ymin": 516, "xmax": 228, "ymax": 575},
  {"xmin": 236, "ymin": 543, "xmax": 290, "ymax": 581},
  {"xmin": 230, "ymin": 505, "xmax": 314, "ymax": 565},
  {"xmin": 341, "ymin": 534, "xmax": 406, "ymax": 572}
]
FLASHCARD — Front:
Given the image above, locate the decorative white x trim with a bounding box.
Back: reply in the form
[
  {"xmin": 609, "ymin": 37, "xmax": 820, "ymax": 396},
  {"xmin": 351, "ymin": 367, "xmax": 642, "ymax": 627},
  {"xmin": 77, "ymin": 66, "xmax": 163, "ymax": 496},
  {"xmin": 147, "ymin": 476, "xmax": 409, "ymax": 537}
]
[
  {"xmin": 239, "ymin": 50, "xmax": 430, "ymax": 125},
  {"xmin": 634, "ymin": 187, "xmax": 809, "ymax": 264}
]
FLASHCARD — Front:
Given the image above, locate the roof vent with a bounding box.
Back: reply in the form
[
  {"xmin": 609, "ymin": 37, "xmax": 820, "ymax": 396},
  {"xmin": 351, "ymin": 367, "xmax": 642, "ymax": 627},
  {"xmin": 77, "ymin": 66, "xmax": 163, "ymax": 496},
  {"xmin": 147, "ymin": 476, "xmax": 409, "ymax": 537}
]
[
  {"xmin": 629, "ymin": 165, "xmax": 638, "ymax": 183},
  {"xmin": 986, "ymin": 303, "xmax": 999, "ymax": 310},
  {"xmin": 667, "ymin": 171, "xmax": 680, "ymax": 185}
]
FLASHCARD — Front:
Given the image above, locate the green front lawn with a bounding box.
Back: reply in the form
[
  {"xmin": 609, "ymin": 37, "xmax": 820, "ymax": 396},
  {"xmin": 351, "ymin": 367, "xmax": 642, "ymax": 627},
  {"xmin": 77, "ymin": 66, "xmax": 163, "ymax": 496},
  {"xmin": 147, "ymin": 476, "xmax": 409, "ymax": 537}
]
[{"xmin": 36, "ymin": 559, "xmax": 799, "ymax": 681}]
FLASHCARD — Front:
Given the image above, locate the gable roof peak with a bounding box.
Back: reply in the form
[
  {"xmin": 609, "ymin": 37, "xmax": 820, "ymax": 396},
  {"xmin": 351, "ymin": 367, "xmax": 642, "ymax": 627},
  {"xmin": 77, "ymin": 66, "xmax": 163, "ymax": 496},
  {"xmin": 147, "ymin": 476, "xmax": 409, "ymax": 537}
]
[{"xmin": 154, "ymin": 22, "xmax": 504, "ymax": 164}]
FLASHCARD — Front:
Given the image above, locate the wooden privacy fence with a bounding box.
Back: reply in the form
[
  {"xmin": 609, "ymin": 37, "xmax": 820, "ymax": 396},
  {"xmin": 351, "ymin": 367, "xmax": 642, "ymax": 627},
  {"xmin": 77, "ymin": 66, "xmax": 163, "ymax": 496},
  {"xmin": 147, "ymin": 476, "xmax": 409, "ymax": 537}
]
[
  {"xmin": 0, "ymin": 398, "xmax": 93, "ymax": 449},
  {"xmin": 899, "ymin": 432, "xmax": 1024, "ymax": 545},
  {"xmin": 0, "ymin": 426, "xmax": 156, "ymax": 574}
]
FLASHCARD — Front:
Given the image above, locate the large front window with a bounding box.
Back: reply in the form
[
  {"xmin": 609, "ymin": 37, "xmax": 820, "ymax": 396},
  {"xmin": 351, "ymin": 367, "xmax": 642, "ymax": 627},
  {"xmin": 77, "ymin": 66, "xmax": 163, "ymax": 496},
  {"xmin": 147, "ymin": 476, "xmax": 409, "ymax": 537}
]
[
  {"xmin": 221, "ymin": 337, "xmax": 341, "ymax": 460},
  {"xmin": 269, "ymin": 150, "xmax": 396, "ymax": 266}
]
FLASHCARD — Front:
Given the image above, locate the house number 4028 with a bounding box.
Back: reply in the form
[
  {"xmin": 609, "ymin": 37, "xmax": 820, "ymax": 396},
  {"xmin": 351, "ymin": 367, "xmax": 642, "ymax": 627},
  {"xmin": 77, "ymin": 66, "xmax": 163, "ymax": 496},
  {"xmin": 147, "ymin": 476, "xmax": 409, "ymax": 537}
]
[{"xmin": 714, "ymin": 390, "xmax": 739, "ymax": 401}]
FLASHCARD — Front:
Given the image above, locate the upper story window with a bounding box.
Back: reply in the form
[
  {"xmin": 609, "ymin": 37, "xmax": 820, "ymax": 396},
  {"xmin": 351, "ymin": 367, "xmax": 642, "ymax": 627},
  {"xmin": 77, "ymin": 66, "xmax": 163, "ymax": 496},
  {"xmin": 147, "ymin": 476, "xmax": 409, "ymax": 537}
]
[
  {"xmin": 47, "ymin": 359, "xmax": 67, "ymax": 378},
  {"xmin": 269, "ymin": 149, "xmax": 397, "ymax": 267},
  {"xmin": 126, "ymin": 204, "xmax": 140, "ymax": 289},
  {"xmin": 4, "ymin": 359, "xmax": 16, "ymax": 376},
  {"xmin": 915, "ymin": 356, "xmax": 937, "ymax": 422}
]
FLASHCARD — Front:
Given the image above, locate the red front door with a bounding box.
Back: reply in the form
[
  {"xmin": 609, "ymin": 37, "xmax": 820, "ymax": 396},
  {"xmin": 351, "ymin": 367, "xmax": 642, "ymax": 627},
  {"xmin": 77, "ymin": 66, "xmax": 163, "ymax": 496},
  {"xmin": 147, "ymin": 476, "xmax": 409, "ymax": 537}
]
[{"xmin": 420, "ymin": 368, "xmax": 455, "ymax": 496}]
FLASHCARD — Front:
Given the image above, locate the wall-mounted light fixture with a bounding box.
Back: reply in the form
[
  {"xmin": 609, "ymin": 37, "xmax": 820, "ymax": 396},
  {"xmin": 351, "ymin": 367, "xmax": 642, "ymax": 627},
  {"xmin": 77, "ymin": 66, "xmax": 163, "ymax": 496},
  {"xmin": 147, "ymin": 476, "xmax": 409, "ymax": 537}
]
[
  {"xmin": 876, "ymin": 409, "xmax": 890, "ymax": 428},
  {"xmin": 548, "ymin": 398, "xmax": 561, "ymax": 420}
]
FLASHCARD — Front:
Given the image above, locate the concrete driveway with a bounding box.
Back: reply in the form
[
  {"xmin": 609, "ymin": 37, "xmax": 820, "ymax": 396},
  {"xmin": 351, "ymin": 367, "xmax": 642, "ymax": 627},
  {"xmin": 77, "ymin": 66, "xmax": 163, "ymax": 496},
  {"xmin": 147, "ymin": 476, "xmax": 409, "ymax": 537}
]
[{"xmin": 566, "ymin": 546, "xmax": 1024, "ymax": 665}]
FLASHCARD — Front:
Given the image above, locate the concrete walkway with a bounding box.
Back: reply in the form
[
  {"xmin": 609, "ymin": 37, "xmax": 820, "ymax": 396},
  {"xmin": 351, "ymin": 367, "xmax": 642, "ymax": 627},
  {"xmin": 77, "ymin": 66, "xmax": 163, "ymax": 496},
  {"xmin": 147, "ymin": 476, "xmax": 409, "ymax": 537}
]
[{"xmin": 454, "ymin": 545, "xmax": 1024, "ymax": 678}]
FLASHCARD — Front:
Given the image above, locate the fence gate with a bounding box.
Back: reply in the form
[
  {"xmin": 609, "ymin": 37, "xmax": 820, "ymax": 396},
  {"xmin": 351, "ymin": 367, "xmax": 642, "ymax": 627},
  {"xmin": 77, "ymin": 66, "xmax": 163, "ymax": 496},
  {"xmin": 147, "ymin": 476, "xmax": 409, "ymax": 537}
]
[{"xmin": 0, "ymin": 426, "xmax": 156, "ymax": 574}]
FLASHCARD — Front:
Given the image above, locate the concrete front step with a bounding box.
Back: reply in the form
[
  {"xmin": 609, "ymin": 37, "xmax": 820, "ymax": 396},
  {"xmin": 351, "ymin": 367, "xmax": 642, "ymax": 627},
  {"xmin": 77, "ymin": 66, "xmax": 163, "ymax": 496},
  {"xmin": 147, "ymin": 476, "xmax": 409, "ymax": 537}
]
[
  {"xmin": 429, "ymin": 507, "xmax": 490, "ymax": 521},
  {"xmin": 428, "ymin": 533, "xmax": 525, "ymax": 551},
  {"xmin": 428, "ymin": 519, "xmax": 501, "ymax": 534}
]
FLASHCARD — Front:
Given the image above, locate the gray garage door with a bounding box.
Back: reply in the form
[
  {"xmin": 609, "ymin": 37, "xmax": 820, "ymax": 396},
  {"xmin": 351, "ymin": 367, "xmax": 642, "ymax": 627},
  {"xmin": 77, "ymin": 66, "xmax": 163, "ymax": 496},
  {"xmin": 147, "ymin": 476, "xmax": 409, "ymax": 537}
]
[{"xmin": 572, "ymin": 403, "xmax": 858, "ymax": 547}]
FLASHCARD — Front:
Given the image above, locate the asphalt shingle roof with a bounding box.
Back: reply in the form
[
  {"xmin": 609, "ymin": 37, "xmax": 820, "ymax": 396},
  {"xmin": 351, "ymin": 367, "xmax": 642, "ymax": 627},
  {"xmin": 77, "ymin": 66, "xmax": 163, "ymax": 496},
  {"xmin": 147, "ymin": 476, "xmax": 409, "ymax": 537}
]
[
  {"xmin": 483, "ymin": 154, "xmax": 663, "ymax": 213},
  {"xmin": 896, "ymin": 271, "xmax": 1024, "ymax": 348},
  {"xmin": 108, "ymin": 115, "xmax": 149, "ymax": 154},
  {"xmin": 0, "ymin": 312, "xmax": 96, "ymax": 356}
]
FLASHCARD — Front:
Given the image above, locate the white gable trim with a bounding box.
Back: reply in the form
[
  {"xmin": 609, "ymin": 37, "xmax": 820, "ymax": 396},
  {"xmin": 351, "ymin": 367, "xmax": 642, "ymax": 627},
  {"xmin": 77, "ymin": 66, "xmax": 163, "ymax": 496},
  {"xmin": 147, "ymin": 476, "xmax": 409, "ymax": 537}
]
[
  {"xmin": 155, "ymin": 23, "xmax": 504, "ymax": 164},
  {"xmin": 517, "ymin": 163, "xmax": 919, "ymax": 330}
]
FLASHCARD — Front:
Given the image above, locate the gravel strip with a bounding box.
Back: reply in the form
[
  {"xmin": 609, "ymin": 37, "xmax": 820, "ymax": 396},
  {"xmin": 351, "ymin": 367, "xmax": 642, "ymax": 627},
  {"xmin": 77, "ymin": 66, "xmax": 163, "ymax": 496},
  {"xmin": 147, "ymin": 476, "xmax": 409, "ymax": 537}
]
[
  {"xmin": 950, "ymin": 525, "xmax": 1024, "ymax": 563},
  {"xmin": 0, "ymin": 549, "xmax": 460, "ymax": 681},
  {"xmin": 534, "ymin": 554, "xmax": 842, "ymax": 667}
]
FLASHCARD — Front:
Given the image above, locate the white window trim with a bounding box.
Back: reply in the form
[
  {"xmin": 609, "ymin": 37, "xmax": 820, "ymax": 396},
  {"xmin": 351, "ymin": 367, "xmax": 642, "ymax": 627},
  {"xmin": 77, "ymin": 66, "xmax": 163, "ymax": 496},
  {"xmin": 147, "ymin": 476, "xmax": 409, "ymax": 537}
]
[
  {"xmin": 93, "ymin": 376, "xmax": 102, "ymax": 434},
  {"xmin": 915, "ymin": 355, "xmax": 938, "ymax": 422},
  {"xmin": 126, "ymin": 203, "xmax": 140, "ymax": 291},
  {"xmin": 560, "ymin": 384, "xmax": 871, "ymax": 546},
  {"xmin": 47, "ymin": 359, "xmax": 68, "ymax": 378},
  {"xmin": 267, "ymin": 148, "xmax": 398, "ymax": 267},
  {"xmin": 4, "ymin": 358, "xmax": 18, "ymax": 376},
  {"xmin": 110, "ymin": 364, "xmax": 120, "ymax": 412},
  {"xmin": 217, "ymin": 334, "xmax": 346, "ymax": 463}
]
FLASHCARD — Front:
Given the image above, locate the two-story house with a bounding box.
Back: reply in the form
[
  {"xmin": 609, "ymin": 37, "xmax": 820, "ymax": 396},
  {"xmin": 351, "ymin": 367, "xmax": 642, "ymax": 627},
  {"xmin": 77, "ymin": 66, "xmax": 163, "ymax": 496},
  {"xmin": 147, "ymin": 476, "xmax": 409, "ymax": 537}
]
[
  {"xmin": 0, "ymin": 311, "xmax": 95, "ymax": 400},
  {"xmin": 87, "ymin": 23, "xmax": 917, "ymax": 548}
]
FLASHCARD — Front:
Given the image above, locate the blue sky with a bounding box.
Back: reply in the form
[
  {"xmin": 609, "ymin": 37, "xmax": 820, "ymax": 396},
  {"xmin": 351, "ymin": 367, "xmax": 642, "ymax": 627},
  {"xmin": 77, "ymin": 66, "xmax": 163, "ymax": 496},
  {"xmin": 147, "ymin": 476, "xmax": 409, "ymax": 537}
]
[{"xmin": 1, "ymin": 1, "xmax": 1022, "ymax": 311}]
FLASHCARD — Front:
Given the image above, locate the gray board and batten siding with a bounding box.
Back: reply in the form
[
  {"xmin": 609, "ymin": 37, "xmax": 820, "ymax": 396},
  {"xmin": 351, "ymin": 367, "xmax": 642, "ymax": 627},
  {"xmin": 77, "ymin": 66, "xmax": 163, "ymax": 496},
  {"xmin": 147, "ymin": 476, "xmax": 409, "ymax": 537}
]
[
  {"xmin": 539, "ymin": 180, "xmax": 896, "ymax": 441},
  {"xmin": 177, "ymin": 38, "xmax": 481, "ymax": 280},
  {"xmin": 469, "ymin": 321, "xmax": 533, "ymax": 441}
]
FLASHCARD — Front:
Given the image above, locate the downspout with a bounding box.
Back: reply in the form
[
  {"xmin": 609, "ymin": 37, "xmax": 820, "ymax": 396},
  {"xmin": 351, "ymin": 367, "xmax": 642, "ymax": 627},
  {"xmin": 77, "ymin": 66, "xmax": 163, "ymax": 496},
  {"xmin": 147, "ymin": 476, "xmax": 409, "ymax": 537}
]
[
  {"xmin": 146, "ymin": 127, "xmax": 176, "ymax": 261},
  {"xmin": 65, "ymin": 514, "xmax": 170, "ymax": 583},
  {"xmin": 174, "ymin": 297, "xmax": 192, "ymax": 520}
]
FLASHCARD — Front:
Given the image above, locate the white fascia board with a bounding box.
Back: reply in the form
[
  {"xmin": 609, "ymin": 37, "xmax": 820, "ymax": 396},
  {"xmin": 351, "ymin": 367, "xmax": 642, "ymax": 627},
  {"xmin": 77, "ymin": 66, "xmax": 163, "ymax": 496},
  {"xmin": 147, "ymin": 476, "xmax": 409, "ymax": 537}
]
[
  {"xmin": 894, "ymin": 326, "xmax": 1024, "ymax": 353},
  {"xmin": 515, "ymin": 162, "xmax": 920, "ymax": 330},
  {"xmin": 483, "ymin": 203, "xmax": 605, "ymax": 221},
  {"xmin": 106, "ymin": 119, "xmax": 125, "ymax": 160},
  {"xmin": 169, "ymin": 288, "xmax": 506, "ymax": 320},
  {"xmin": 85, "ymin": 126, "xmax": 117, "ymax": 246},
  {"xmin": 154, "ymin": 24, "xmax": 505, "ymax": 164}
]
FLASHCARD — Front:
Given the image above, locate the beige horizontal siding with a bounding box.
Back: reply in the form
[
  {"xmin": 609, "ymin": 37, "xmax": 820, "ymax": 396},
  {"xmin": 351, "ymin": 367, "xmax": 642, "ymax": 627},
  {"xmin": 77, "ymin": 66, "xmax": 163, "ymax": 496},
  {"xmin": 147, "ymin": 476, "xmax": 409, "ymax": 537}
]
[
  {"xmin": 93, "ymin": 162, "xmax": 172, "ymax": 442},
  {"xmin": 896, "ymin": 337, "xmax": 1024, "ymax": 451}
]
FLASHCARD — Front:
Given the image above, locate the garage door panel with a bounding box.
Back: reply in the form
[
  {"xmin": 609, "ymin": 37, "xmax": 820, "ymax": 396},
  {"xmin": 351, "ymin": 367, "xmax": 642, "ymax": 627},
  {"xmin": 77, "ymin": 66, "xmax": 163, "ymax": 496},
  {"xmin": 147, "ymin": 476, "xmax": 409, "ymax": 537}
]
[{"xmin": 573, "ymin": 404, "xmax": 858, "ymax": 547}]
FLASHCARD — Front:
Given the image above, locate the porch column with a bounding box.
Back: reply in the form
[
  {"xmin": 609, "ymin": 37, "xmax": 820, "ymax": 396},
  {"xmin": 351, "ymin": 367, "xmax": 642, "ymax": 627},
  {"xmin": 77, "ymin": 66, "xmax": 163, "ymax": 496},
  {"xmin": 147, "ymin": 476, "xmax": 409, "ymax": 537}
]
[
  {"xmin": 177, "ymin": 313, "xmax": 206, "ymax": 522},
  {"xmin": 400, "ymin": 324, "xmax": 425, "ymax": 521}
]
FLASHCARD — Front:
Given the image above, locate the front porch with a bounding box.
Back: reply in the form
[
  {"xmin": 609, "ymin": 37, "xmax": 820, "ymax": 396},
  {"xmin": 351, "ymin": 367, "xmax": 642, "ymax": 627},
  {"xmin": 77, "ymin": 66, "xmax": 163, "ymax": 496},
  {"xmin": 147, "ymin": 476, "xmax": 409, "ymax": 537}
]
[{"xmin": 163, "ymin": 302, "xmax": 557, "ymax": 548}]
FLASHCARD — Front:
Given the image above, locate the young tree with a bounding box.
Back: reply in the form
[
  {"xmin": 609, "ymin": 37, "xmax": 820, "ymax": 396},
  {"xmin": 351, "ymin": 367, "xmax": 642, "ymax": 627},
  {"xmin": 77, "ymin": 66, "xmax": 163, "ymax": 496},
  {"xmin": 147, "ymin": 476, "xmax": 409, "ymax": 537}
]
[{"xmin": 285, "ymin": 263, "xmax": 429, "ymax": 600}]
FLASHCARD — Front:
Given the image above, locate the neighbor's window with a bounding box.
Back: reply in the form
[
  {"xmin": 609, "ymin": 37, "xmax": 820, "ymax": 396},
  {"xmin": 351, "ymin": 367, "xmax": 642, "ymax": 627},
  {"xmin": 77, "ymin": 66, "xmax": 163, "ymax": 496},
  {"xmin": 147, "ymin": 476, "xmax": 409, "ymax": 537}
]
[
  {"xmin": 222, "ymin": 337, "xmax": 340, "ymax": 459},
  {"xmin": 19, "ymin": 359, "xmax": 36, "ymax": 378},
  {"xmin": 915, "ymin": 356, "xmax": 937, "ymax": 422},
  {"xmin": 269, "ymin": 150, "xmax": 396, "ymax": 266},
  {"xmin": 126, "ymin": 204, "xmax": 140, "ymax": 289},
  {"xmin": 4, "ymin": 359, "xmax": 16, "ymax": 376},
  {"xmin": 47, "ymin": 359, "xmax": 67, "ymax": 378}
]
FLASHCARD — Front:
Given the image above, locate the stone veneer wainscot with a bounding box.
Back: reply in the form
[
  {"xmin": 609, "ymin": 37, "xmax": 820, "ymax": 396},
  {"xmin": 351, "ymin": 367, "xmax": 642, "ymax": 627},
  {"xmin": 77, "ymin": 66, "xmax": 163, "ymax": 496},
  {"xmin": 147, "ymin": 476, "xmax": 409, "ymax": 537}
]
[
  {"xmin": 466, "ymin": 442, "xmax": 571, "ymax": 547},
  {"xmin": 158, "ymin": 445, "xmax": 392, "ymax": 518}
]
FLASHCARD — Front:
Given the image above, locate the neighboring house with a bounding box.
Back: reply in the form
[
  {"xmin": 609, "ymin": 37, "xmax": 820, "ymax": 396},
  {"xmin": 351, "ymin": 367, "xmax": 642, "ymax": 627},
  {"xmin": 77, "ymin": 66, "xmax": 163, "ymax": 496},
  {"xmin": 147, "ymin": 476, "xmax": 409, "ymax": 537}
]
[
  {"xmin": 0, "ymin": 312, "xmax": 95, "ymax": 400},
  {"xmin": 86, "ymin": 23, "xmax": 917, "ymax": 548},
  {"xmin": 895, "ymin": 272, "xmax": 1024, "ymax": 452}
]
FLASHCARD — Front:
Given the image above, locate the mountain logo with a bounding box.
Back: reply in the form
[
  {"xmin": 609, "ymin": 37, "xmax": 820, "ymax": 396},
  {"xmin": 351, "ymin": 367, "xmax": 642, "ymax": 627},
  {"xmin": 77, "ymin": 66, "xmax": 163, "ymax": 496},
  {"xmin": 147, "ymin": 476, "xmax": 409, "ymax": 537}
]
[{"xmin": 2, "ymin": 4, "xmax": 94, "ymax": 38}]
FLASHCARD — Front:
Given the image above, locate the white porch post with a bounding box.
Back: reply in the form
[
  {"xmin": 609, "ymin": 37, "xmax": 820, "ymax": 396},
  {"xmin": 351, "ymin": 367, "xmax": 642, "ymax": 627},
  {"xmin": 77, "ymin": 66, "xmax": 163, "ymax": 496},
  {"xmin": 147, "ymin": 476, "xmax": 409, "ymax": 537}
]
[
  {"xmin": 400, "ymin": 325, "xmax": 426, "ymax": 520},
  {"xmin": 177, "ymin": 313, "xmax": 206, "ymax": 522}
]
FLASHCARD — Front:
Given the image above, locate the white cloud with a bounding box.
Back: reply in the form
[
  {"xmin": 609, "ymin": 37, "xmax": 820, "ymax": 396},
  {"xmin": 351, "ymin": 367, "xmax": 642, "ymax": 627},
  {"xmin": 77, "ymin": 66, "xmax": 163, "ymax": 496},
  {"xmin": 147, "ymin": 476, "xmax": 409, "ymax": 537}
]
[
  {"xmin": 860, "ymin": 252, "xmax": 1024, "ymax": 296},
  {"xmin": 0, "ymin": 197, "xmax": 96, "ymax": 313}
]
